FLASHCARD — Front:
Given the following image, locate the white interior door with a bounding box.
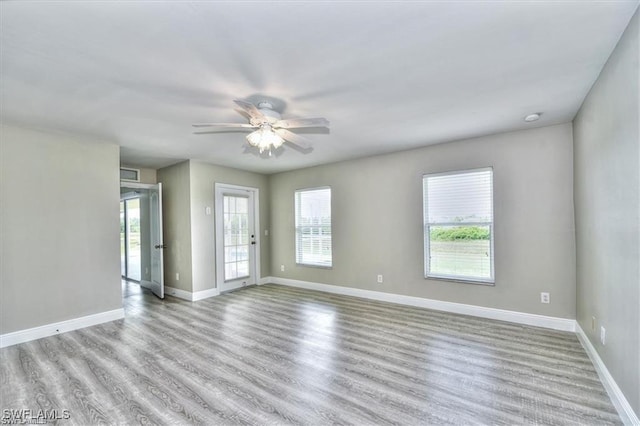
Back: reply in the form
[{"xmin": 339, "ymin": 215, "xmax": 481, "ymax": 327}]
[
  {"xmin": 215, "ymin": 184, "xmax": 259, "ymax": 292},
  {"xmin": 149, "ymin": 183, "xmax": 164, "ymax": 299}
]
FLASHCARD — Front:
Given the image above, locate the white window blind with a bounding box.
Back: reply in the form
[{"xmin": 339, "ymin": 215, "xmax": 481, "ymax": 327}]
[
  {"xmin": 295, "ymin": 187, "xmax": 332, "ymax": 267},
  {"xmin": 423, "ymin": 168, "xmax": 494, "ymax": 283}
]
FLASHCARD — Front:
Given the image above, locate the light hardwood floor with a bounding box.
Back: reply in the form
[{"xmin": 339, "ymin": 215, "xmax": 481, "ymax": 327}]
[{"xmin": 1, "ymin": 282, "xmax": 621, "ymax": 425}]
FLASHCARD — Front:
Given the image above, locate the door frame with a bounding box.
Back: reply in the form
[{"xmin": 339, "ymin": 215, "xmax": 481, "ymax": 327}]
[
  {"xmin": 120, "ymin": 199, "xmax": 129, "ymax": 279},
  {"xmin": 120, "ymin": 182, "xmax": 164, "ymax": 297},
  {"xmin": 120, "ymin": 196, "xmax": 141, "ymax": 281},
  {"xmin": 214, "ymin": 183, "xmax": 261, "ymax": 292},
  {"xmin": 148, "ymin": 183, "xmax": 164, "ymax": 299}
]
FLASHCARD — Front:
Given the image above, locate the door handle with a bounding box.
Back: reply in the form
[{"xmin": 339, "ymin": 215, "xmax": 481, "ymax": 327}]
[{"xmin": 154, "ymin": 244, "xmax": 167, "ymax": 249}]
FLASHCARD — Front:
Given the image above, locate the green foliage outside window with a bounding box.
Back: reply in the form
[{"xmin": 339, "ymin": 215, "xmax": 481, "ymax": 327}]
[{"xmin": 430, "ymin": 226, "xmax": 490, "ymax": 241}]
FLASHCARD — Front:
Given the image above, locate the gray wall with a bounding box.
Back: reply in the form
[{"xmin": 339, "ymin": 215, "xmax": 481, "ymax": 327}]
[
  {"xmin": 157, "ymin": 160, "xmax": 271, "ymax": 293},
  {"xmin": 270, "ymin": 124, "xmax": 576, "ymax": 318},
  {"xmin": 573, "ymin": 7, "xmax": 639, "ymax": 416},
  {"xmin": 0, "ymin": 125, "xmax": 122, "ymax": 334},
  {"xmin": 157, "ymin": 161, "xmax": 193, "ymax": 292},
  {"xmin": 189, "ymin": 161, "xmax": 270, "ymax": 292}
]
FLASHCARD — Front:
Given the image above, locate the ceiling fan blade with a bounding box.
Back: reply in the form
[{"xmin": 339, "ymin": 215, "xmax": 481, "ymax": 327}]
[
  {"xmin": 274, "ymin": 128, "xmax": 312, "ymax": 149},
  {"xmin": 274, "ymin": 117, "xmax": 329, "ymax": 129},
  {"xmin": 192, "ymin": 123, "xmax": 256, "ymax": 128},
  {"xmin": 233, "ymin": 99, "xmax": 265, "ymax": 123}
]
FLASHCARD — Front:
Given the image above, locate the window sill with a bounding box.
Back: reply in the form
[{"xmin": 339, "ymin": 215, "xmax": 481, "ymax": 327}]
[
  {"xmin": 296, "ymin": 263, "xmax": 333, "ymax": 270},
  {"xmin": 426, "ymin": 275, "xmax": 495, "ymax": 286}
]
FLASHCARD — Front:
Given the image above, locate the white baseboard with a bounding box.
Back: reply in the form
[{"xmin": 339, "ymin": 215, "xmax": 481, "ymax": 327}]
[
  {"xmin": 0, "ymin": 308, "xmax": 125, "ymax": 349},
  {"xmin": 576, "ymin": 323, "xmax": 639, "ymax": 425},
  {"xmin": 193, "ymin": 287, "xmax": 219, "ymax": 301},
  {"xmin": 264, "ymin": 277, "xmax": 576, "ymax": 332},
  {"xmin": 165, "ymin": 286, "xmax": 219, "ymax": 302},
  {"xmin": 164, "ymin": 286, "xmax": 193, "ymax": 300},
  {"xmin": 258, "ymin": 276, "xmax": 271, "ymax": 285}
]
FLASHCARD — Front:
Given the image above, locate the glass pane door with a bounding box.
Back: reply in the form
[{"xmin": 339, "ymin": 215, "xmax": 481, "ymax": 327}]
[
  {"xmin": 120, "ymin": 201, "xmax": 126, "ymax": 276},
  {"xmin": 149, "ymin": 183, "xmax": 164, "ymax": 299},
  {"xmin": 223, "ymin": 195, "xmax": 250, "ymax": 281},
  {"xmin": 125, "ymin": 198, "xmax": 141, "ymax": 281},
  {"xmin": 215, "ymin": 184, "xmax": 257, "ymax": 293}
]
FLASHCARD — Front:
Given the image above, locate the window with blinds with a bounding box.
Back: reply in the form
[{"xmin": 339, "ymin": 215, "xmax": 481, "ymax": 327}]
[
  {"xmin": 423, "ymin": 168, "xmax": 494, "ymax": 284},
  {"xmin": 295, "ymin": 187, "xmax": 332, "ymax": 267}
]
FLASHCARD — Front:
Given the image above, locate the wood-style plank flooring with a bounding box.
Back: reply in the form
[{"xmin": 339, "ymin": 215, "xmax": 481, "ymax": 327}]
[{"xmin": 1, "ymin": 282, "xmax": 621, "ymax": 425}]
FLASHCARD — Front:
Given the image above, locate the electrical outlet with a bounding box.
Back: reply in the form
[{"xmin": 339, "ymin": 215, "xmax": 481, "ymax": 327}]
[
  {"xmin": 540, "ymin": 292, "xmax": 550, "ymax": 304},
  {"xmin": 176, "ymin": 272, "xmax": 180, "ymax": 281},
  {"xmin": 205, "ymin": 206, "xmax": 212, "ymax": 215},
  {"xmin": 264, "ymin": 229, "xmax": 269, "ymax": 236},
  {"xmin": 280, "ymin": 264, "xmax": 285, "ymax": 272},
  {"xmin": 600, "ymin": 326, "xmax": 606, "ymax": 345},
  {"xmin": 377, "ymin": 275, "xmax": 383, "ymax": 283},
  {"xmin": 591, "ymin": 316, "xmax": 596, "ymax": 331}
]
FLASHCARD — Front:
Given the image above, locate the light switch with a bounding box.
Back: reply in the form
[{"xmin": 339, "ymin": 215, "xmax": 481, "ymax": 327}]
[{"xmin": 205, "ymin": 207, "xmax": 212, "ymax": 215}]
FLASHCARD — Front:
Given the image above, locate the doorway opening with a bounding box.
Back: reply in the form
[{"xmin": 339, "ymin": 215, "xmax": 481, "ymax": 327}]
[
  {"xmin": 120, "ymin": 182, "xmax": 165, "ymax": 299},
  {"xmin": 120, "ymin": 197, "xmax": 141, "ymax": 281}
]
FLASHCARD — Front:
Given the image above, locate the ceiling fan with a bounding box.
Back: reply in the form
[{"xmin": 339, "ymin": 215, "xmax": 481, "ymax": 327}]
[{"xmin": 193, "ymin": 99, "xmax": 329, "ymax": 155}]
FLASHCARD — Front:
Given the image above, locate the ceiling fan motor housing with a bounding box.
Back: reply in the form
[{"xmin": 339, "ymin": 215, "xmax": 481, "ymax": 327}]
[{"xmin": 254, "ymin": 102, "xmax": 281, "ymax": 124}]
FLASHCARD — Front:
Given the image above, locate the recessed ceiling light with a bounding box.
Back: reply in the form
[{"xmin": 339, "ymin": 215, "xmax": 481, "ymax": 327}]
[{"xmin": 524, "ymin": 113, "xmax": 542, "ymax": 122}]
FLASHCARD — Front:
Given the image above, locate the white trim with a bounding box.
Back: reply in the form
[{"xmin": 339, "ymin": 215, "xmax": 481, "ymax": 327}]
[
  {"xmin": 193, "ymin": 287, "xmax": 220, "ymax": 301},
  {"xmin": 119, "ymin": 181, "xmax": 154, "ymax": 190},
  {"xmin": 165, "ymin": 286, "xmax": 219, "ymax": 302},
  {"xmin": 258, "ymin": 276, "xmax": 271, "ymax": 285},
  {"xmin": 423, "ymin": 166, "xmax": 494, "ymax": 179},
  {"xmin": 0, "ymin": 309, "xmax": 125, "ymax": 348},
  {"xmin": 165, "ymin": 286, "xmax": 193, "ymax": 301},
  {"xmin": 576, "ymin": 323, "xmax": 639, "ymax": 425},
  {"xmin": 263, "ymin": 277, "xmax": 576, "ymax": 332}
]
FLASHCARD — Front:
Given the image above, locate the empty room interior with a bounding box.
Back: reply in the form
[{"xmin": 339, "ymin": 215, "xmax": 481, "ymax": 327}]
[{"xmin": 1, "ymin": 1, "xmax": 639, "ymax": 425}]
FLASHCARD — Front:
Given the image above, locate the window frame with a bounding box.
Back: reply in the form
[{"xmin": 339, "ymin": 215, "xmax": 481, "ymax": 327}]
[
  {"xmin": 120, "ymin": 167, "xmax": 140, "ymax": 182},
  {"xmin": 294, "ymin": 186, "xmax": 333, "ymax": 268},
  {"xmin": 423, "ymin": 167, "xmax": 495, "ymax": 285}
]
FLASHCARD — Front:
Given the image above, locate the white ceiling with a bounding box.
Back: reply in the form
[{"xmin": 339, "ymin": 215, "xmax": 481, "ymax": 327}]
[{"xmin": 1, "ymin": 1, "xmax": 638, "ymax": 174}]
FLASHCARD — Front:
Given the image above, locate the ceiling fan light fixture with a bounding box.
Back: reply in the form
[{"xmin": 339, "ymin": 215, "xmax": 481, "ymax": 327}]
[
  {"xmin": 193, "ymin": 99, "xmax": 327, "ymax": 154},
  {"xmin": 246, "ymin": 124, "xmax": 284, "ymax": 153}
]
